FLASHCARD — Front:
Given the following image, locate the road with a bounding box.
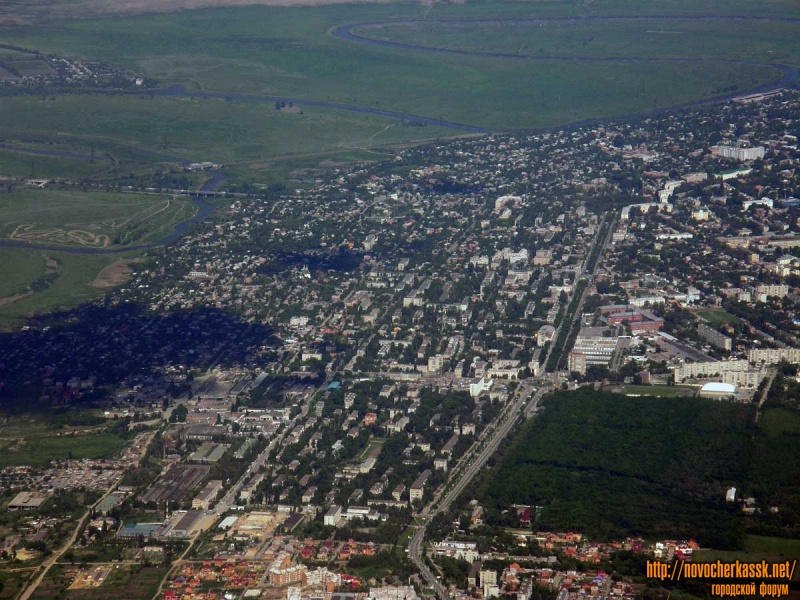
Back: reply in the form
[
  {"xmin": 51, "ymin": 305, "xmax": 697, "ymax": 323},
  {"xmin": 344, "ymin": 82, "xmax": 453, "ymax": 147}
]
[
  {"xmin": 18, "ymin": 480, "xmax": 124, "ymax": 600},
  {"xmin": 408, "ymin": 383, "xmax": 545, "ymax": 600},
  {"xmin": 545, "ymin": 213, "xmax": 615, "ymax": 372},
  {"xmin": 754, "ymin": 368, "xmax": 778, "ymax": 423},
  {"xmin": 404, "ymin": 210, "xmax": 607, "ymax": 595}
]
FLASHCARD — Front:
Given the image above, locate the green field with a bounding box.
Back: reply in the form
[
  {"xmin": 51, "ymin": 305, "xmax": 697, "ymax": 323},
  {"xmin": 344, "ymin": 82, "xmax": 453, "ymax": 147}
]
[
  {"xmin": 0, "ymin": 432, "xmax": 126, "ymax": 468},
  {"xmin": 695, "ymin": 309, "xmax": 741, "ymax": 326},
  {"xmin": 0, "ymin": 188, "xmax": 195, "ymax": 248},
  {"xmin": 0, "ymin": 95, "xmax": 455, "ymax": 167},
  {"xmin": 758, "ymin": 408, "xmax": 800, "ymax": 437},
  {"xmin": 0, "ymin": 248, "xmax": 130, "ymax": 328},
  {"xmin": 0, "ymin": 412, "xmax": 128, "ymax": 469},
  {"xmin": 0, "ymin": 247, "xmax": 45, "ymax": 298},
  {"xmin": 0, "ymin": 147, "xmax": 113, "ymax": 180},
  {"xmin": 0, "ymin": 0, "xmax": 796, "ymax": 180},
  {"xmin": 695, "ymin": 535, "xmax": 800, "ymax": 570},
  {"xmin": 356, "ymin": 16, "xmax": 800, "ymax": 67},
  {"xmin": 742, "ymin": 535, "xmax": 800, "ymax": 558},
  {"xmin": 603, "ymin": 384, "xmax": 696, "ymax": 398},
  {"xmin": 0, "ymin": 188, "xmax": 199, "ymax": 325}
]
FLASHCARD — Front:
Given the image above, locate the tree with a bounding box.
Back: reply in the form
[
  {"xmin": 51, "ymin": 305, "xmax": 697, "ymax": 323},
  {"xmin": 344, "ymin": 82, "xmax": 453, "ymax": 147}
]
[{"xmin": 169, "ymin": 403, "xmax": 188, "ymax": 423}]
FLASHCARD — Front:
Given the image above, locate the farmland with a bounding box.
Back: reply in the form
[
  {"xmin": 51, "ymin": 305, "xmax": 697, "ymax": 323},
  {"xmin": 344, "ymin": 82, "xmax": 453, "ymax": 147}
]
[{"xmin": 0, "ymin": 0, "xmax": 797, "ymax": 181}]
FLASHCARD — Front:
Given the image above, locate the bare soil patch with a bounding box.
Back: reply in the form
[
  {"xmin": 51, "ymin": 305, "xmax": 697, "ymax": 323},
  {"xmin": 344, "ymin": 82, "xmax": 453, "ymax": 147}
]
[
  {"xmin": 88, "ymin": 258, "xmax": 142, "ymax": 288},
  {"xmin": 0, "ymin": 290, "xmax": 34, "ymax": 307}
]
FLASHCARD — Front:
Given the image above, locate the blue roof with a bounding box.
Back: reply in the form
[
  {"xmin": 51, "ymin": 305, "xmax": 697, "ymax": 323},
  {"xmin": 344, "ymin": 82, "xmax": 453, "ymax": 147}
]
[
  {"xmin": 327, "ymin": 382, "xmax": 341, "ymax": 391},
  {"xmin": 116, "ymin": 523, "xmax": 161, "ymax": 537}
]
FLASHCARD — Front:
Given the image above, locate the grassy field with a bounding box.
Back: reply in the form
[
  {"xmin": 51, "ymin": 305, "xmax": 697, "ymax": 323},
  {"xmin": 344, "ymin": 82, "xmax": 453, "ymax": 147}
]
[
  {"xmin": 758, "ymin": 408, "xmax": 800, "ymax": 437},
  {"xmin": 0, "ymin": 247, "xmax": 45, "ymax": 298},
  {"xmin": 0, "ymin": 188, "xmax": 195, "ymax": 248},
  {"xmin": 0, "ymin": 94, "xmax": 456, "ymax": 167},
  {"xmin": 355, "ymin": 16, "xmax": 800, "ymax": 67},
  {"xmin": 0, "ymin": 0, "xmax": 794, "ymax": 180},
  {"xmin": 742, "ymin": 535, "xmax": 800, "ymax": 558},
  {"xmin": 695, "ymin": 309, "xmax": 741, "ymax": 326},
  {"xmin": 0, "ymin": 188, "xmax": 199, "ymax": 325},
  {"xmin": 0, "ymin": 410, "xmax": 128, "ymax": 469},
  {"xmin": 0, "ymin": 432, "xmax": 127, "ymax": 468},
  {"xmin": 603, "ymin": 384, "xmax": 696, "ymax": 398},
  {"xmin": 0, "ymin": 247, "xmax": 134, "ymax": 328},
  {"xmin": 0, "ymin": 147, "xmax": 112, "ymax": 180},
  {"xmin": 695, "ymin": 535, "xmax": 800, "ymax": 571}
]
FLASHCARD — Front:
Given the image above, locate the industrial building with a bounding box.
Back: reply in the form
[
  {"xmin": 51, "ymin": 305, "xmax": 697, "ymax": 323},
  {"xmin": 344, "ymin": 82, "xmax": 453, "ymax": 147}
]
[
  {"xmin": 568, "ymin": 335, "xmax": 621, "ymax": 375},
  {"xmin": 698, "ymin": 382, "xmax": 737, "ymax": 399}
]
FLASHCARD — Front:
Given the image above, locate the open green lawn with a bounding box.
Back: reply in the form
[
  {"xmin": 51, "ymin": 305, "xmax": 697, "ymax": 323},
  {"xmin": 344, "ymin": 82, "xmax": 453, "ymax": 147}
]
[{"xmin": 696, "ymin": 309, "xmax": 741, "ymax": 326}]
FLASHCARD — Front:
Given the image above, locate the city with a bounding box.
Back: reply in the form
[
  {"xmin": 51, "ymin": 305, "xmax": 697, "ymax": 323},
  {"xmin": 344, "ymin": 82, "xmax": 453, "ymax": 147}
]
[{"xmin": 0, "ymin": 81, "xmax": 798, "ymax": 600}]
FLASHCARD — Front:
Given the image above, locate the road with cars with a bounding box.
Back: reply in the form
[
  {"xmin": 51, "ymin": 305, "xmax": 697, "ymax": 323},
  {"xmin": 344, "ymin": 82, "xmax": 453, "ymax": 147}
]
[{"xmin": 408, "ymin": 382, "xmax": 546, "ymax": 600}]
